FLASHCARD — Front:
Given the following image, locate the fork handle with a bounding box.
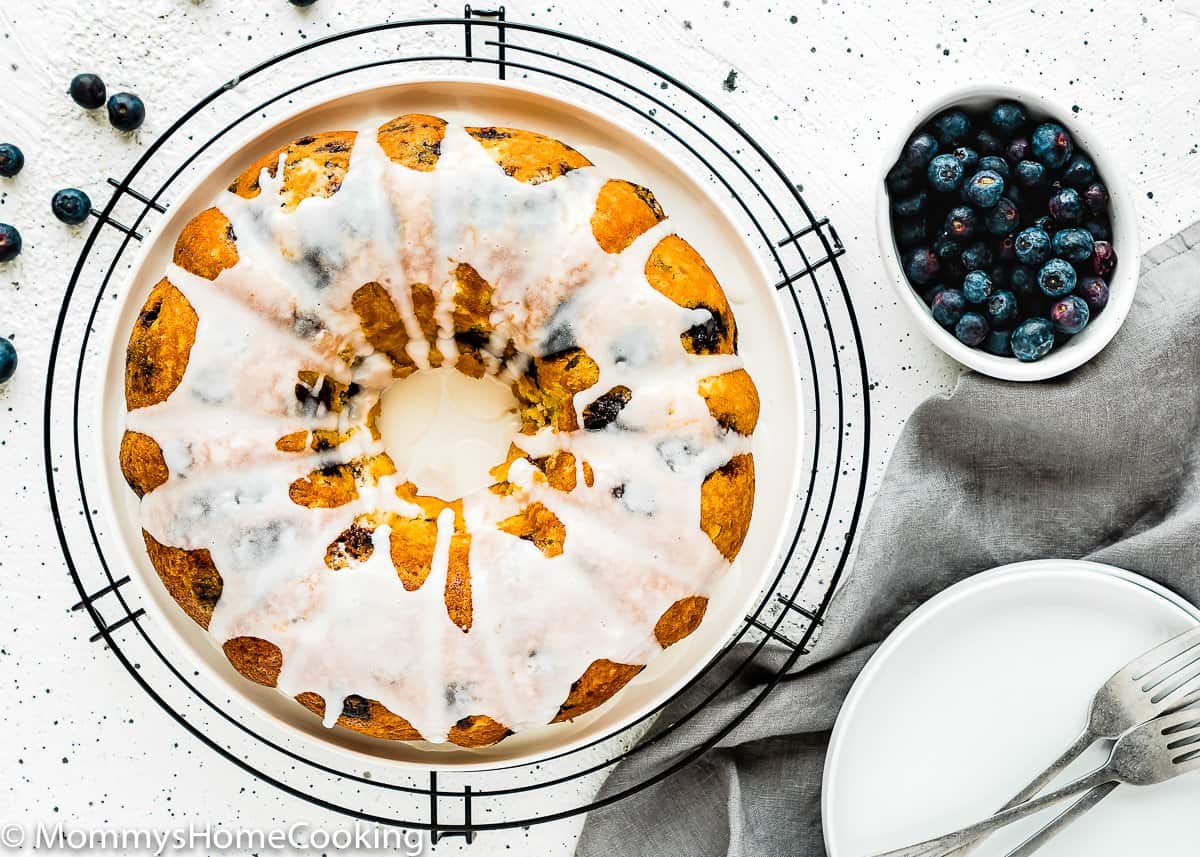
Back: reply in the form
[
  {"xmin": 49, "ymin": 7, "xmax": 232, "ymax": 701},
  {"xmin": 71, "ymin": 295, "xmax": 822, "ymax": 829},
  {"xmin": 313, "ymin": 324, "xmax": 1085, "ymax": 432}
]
[
  {"xmin": 870, "ymin": 768, "xmax": 1115, "ymax": 857},
  {"xmin": 1002, "ymin": 781, "xmax": 1119, "ymax": 857}
]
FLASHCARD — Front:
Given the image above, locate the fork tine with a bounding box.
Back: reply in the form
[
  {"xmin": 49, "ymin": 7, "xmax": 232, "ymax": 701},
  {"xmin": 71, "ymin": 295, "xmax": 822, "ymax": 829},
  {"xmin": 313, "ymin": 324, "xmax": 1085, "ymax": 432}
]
[
  {"xmin": 1154, "ymin": 706, "xmax": 1200, "ymax": 734},
  {"xmin": 1150, "ymin": 660, "xmax": 1200, "ymax": 704},
  {"xmin": 1128, "ymin": 625, "xmax": 1200, "ymax": 681},
  {"xmin": 1174, "ymin": 747, "xmax": 1200, "ymax": 769},
  {"xmin": 1141, "ymin": 648, "xmax": 1200, "ymax": 692}
]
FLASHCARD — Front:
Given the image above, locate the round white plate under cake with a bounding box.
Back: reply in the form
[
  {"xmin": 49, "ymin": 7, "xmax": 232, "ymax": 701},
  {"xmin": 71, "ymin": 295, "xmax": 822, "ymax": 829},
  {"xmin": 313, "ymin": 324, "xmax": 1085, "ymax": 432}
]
[
  {"xmin": 823, "ymin": 559, "xmax": 1200, "ymax": 857},
  {"xmin": 96, "ymin": 78, "xmax": 804, "ymax": 770}
]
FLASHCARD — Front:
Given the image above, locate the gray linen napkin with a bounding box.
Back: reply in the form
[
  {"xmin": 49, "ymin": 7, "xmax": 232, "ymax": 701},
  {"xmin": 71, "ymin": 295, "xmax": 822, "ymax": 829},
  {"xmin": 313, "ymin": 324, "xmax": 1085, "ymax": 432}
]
[{"xmin": 576, "ymin": 220, "xmax": 1200, "ymax": 857}]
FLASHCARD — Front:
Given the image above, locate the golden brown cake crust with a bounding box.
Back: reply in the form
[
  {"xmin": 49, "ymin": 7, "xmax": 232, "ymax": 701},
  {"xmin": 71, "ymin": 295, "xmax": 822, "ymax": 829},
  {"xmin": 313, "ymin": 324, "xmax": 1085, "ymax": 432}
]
[
  {"xmin": 172, "ymin": 207, "xmax": 239, "ymax": 281},
  {"xmin": 124, "ymin": 277, "xmax": 198, "ymax": 411},
  {"xmin": 228, "ymin": 130, "xmax": 356, "ymax": 210},
  {"xmin": 465, "ymin": 126, "xmax": 593, "ymax": 185},
  {"xmin": 141, "ymin": 529, "xmax": 224, "ymax": 630},
  {"xmin": 119, "ymin": 430, "xmax": 169, "ymax": 498},
  {"xmin": 700, "ymin": 453, "xmax": 755, "ymax": 562},
  {"xmin": 551, "ymin": 659, "xmax": 645, "ymax": 723},
  {"xmin": 591, "ymin": 179, "xmax": 666, "ymax": 253},
  {"xmin": 699, "ymin": 369, "xmax": 761, "ymax": 436},
  {"xmin": 654, "ymin": 596, "xmax": 710, "ymax": 648},
  {"xmin": 223, "ymin": 636, "xmax": 284, "ymax": 687},
  {"xmin": 376, "ymin": 113, "xmax": 447, "ymax": 172}
]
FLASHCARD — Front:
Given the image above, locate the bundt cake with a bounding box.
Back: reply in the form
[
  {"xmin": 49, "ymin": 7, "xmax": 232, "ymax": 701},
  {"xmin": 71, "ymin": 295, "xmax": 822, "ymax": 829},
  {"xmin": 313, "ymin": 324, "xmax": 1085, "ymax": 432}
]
[{"xmin": 119, "ymin": 111, "xmax": 760, "ymax": 747}]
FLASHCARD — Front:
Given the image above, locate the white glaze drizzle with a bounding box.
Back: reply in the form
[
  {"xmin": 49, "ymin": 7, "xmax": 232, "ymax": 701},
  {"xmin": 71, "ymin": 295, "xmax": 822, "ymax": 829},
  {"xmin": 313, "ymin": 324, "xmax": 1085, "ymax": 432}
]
[{"xmin": 126, "ymin": 119, "xmax": 752, "ymax": 743}]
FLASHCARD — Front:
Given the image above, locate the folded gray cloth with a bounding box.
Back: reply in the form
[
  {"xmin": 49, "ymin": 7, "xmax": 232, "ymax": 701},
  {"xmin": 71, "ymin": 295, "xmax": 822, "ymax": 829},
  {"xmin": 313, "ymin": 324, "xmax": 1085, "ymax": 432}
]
[{"xmin": 576, "ymin": 221, "xmax": 1200, "ymax": 857}]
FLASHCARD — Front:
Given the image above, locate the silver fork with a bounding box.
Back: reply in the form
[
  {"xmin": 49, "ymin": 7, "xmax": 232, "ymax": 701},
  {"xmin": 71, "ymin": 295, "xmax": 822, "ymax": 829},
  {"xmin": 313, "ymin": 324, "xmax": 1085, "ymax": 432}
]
[
  {"xmin": 877, "ymin": 624, "xmax": 1200, "ymax": 857},
  {"xmin": 872, "ymin": 705, "xmax": 1200, "ymax": 857}
]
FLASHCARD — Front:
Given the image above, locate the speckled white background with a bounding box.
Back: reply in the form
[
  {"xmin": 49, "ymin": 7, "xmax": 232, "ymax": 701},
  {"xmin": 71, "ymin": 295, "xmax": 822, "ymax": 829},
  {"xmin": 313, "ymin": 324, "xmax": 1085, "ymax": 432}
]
[{"xmin": 2, "ymin": 1, "xmax": 1198, "ymax": 855}]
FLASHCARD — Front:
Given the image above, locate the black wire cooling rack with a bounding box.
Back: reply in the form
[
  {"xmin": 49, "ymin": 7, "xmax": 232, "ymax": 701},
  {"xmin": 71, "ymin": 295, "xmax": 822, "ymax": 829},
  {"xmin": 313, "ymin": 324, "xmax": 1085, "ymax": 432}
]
[{"xmin": 43, "ymin": 7, "xmax": 870, "ymax": 840}]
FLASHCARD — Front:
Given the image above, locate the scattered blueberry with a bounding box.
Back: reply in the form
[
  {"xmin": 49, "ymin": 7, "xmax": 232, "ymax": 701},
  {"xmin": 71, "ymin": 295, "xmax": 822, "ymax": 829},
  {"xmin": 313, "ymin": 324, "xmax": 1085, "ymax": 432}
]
[
  {"xmin": 1038, "ymin": 258, "xmax": 1077, "ymax": 298},
  {"xmin": 290, "ymin": 0, "xmax": 320, "ymax": 5},
  {"xmin": 1048, "ymin": 187, "xmax": 1084, "ymax": 224},
  {"xmin": 903, "ymin": 246, "xmax": 940, "ymax": 284},
  {"xmin": 1005, "ymin": 136, "xmax": 1030, "ymax": 163},
  {"xmin": 1014, "ymin": 227, "xmax": 1052, "ymax": 266},
  {"xmin": 0, "ymin": 223, "xmax": 20, "ymax": 262},
  {"xmin": 963, "ymin": 269, "xmax": 993, "ymax": 303},
  {"xmin": 1011, "ymin": 317, "xmax": 1055, "ymax": 362},
  {"xmin": 978, "ymin": 155, "xmax": 1010, "ymax": 179},
  {"xmin": 975, "ymin": 128, "xmax": 1004, "ymax": 156},
  {"xmin": 985, "ymin": 197, "xmax": 1020, "ymax": 235},
  {"xmin": 962, "ymin": 169, "xmax": 1005, "ymax": 208},
  {"xmin": 955, "ymin": 311, "xmax": 990, "ymax": 347},
  {"xmin": 52, "ymin": 188, "xmax": 92, "ymax": 225},
  {"xmin": 892, "ymin": 190, "xmax": 927, "ymax": 218},
  {"xmin": 107, "ymin": 92, "xmax": 146, "ymax": 132},
  {"xmin": 952, "ymin": 146, "xmax": 980, "ymax": 174},
  {"xmin": 69, "ymin": 73, "xmax": 107, "ymax": 109},
  {"xmin": 1050, "ymin": 295, "xmax": 1090, "ymax": 334},
  {"xmin": 1052, "ymin": 227, "xmax": 1095, "ymax": 263},
  {"xmin": 1091, "ymin": 241, "xmax": 1118, "ymax": 277},
  {"xmin": 1084, "ymin": 219, "xmax": 1111, "ymax": 242},
  {"xmin": 1014, "ymin": 159, "xmax": 1047, "ymax": 188},
  {"xmin": 1062, "ymin": 154, "xmax": 1096, "ymax": 186},
  {"xmin": 991, "ymin": 100, "xmax": 1027, "ymax": 136},
  {"xmin": 932, "ymin": 108, "xmax": 972, "ymax": 147},
  {"xmin": 1010, "ymin": 264, "xmax": 1037, "ymax": 297},
  {"xmin": 1078, "ymin": 276, "xmax": 1109, "ymax": 313},
  {"xmin": 931, "ymin": 289, "xmax": 967, "ymax": 328},
  {"xmin": 1031, "ymin": 122, "xmax": 1073, "ymax": 169},
  {"xmin": 927, "ymin": 154, "xmax": 965, "ymax": 193},
  {"xmin": 894, "ymin": 216, "xmax": 929, "ymax": 248},
  {"xmin": 983, "ymin": 329, "xmax": 1013, "ymax": 356},
  {"xmin": 903, "ymin": 131, "xmax": 939, "ymax": 169},
  {"xmin": 961, "ymin": 241, "xmax": 993, "ymax": 271},
  {"xmin": 0, "ymin": 337, "xmax": 15, "ymax": 383},
  {"xmin": 944, "ymin": 205, "xmax": 978, "ymax": 240},
  {"xmin": 0, "ymin": 143, "xmax": 24, "ymax": 178},
  {"xmin": 1083, "ymin": 182, "xmax": 1109, "ymax": 216},
  {"xmin": 984, "ymin": 290, "xmax": 1019, "ymax": 328}
]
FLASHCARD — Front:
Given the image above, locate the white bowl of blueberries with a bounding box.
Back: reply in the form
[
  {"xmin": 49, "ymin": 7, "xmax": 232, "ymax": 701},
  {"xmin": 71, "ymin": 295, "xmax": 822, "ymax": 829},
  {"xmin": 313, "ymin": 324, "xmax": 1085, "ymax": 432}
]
[{"xmin": 879, "ymin": 85, "xmax": 1138, "ymax": 381}]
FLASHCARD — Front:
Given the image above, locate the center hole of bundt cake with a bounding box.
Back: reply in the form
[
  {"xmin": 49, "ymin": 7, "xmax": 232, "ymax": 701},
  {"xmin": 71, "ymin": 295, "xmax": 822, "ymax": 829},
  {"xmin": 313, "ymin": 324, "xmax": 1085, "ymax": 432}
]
[{"xmin": 377, "ymin": 367, "xmax": 520, "ymax": 499}]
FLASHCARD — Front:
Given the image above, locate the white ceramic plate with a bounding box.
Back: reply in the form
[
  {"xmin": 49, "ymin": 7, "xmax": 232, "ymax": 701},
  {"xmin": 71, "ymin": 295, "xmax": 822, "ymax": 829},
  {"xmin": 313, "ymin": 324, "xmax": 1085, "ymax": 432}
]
[
  {"xmin": 823, "ymin": 559, "xmax": 1200, "ymax": 857},
  {"xmin": 95, "ymin": 78, "xmax": 804, "ymax": 770}
]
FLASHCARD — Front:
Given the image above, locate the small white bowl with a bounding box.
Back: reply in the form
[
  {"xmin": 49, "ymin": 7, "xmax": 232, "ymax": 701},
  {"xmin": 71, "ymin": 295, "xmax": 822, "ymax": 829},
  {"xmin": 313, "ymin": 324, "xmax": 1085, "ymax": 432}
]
[{"xmin": 877, "ymin": 84, "xmax": 1139, "ymax": 381}]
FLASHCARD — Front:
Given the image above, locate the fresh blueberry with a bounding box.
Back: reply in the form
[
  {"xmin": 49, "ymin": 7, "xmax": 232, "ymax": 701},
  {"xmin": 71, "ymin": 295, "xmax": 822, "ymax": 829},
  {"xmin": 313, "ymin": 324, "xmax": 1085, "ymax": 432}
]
[
  {"xmin": 52, "ymin": 187, "xmax": 92, "ymax": 225},
  {"xmin": 996, "ymin": 233, "xmax": 1018, "ymax": 263},
  {"xmin": 922, "ymin": 283, "xmax": 948, "ymax": 305},
  {"xmin": 944, "ymin": 205, "xmax": 978, "ymax": 240},
  {"xmin": 983, "ymin": 329, "xmax": 1013, "ymax": 356},
  {"xmin": 1033, "ymin": 214, "xmax": 1057, "ymax": 235},
  {"xmin": 903, "ymin": 131, "xmax": 940, "ymax": 169},
  {"xmin": 990, "ymin": 100, "xmax": 1027, "ymax": 136},
  {"xmin": 952, "ymin": 146, "xmax": 979, "ymax": 175},
  {"xmin": 1001, "ymin": 180, "xmax": 1024, "ymax": 209},
  {"xmin": 893, "ymin": 216, "xmax": 929, "ymax": 248},
  {"xmin": 1050, "ymin": 294, "xmax": 1090, "ymax": 335},
  {"xmin": 1091, "ymin": 241, "xmax": 1118, "ymax": 277},
  {"xmin": 932, "ymin": 108, "xmax": 972, "ymax": 147},
  {"xmin": 931, "ymin": 288, "xmax": 967, "ymax": 328},
  {"xmin": 1062, "ymin": 154, "xmax": 1096, "ymax": 186},
  {"xmin": 963, "ymin": 269, "xmax": 993, "ymax": 303},
  {"xmin": 0, "ymin": 223, "xmax": 20, "ymax": 262},
  {"xmin": 989, "ymin": 264, "xmax": 1012, "ymax": 290},
  {"xmin": 1011, "ymin": 317, "xmax": 1055, "ymax": 361},
  {"xmin": 1014, "ymin": 227, "xmax": 1052, "ymax": 266},
  {"xmin": 0, "ymin": 337, "xmax": 15, "ymax": 383},
  {"xmin": 1048, "ymin": 187, "xmax": 1084, "ymax": 225},
  {"xmin": 975, "ymin": 128, "xmax": 1005, "ymax": 156},
  {"xmin": 1005, "ymin": 136, "xmax": 1030, "ymax": 164},
  {"xmin": 1084, "ymin": 219, "xmax": 1111, "ymax": 242},
  {"xmin": 961, "ymin": 241, "xmax": 993, "ymax": 271},
  {"xmin": 1077, "ymin": 275, "xmax": 1109, "ymax": 313},
  {"xmin": 962, "ymin": 169, "xmax": 1005, "ymax": 208},
  {"xmin": 955, "ymin": 311, "xmax": 990, "ymax": 347},
  {"xmin": 927, "ymin": 154, "xmax": 965, "ymax": 193},
  {"xmin": 1083, "ymin": 182, "xmax": 1109, "ymax": 216},
  {"xmin": 1014, "ymin": 159, "xmax": 1047, "ymax": 188},
  {"xmin": 886, "ymin": 161, "xmax": 919, "ymax": 196},
  {"xmin": 984, "ymin": 290, "xmax": 1019, "ymax": 329},
  {"xmin": 69, "ymin": 72, "xmax": 107, "ymax": 109},
  {"xmin": 985, "ymin": 197, "xmax": 1020, "ymax": 235},
  {"xmin": 1010, "ymin": 264, "xmax": 1037, "ymax": 297},
  {"xmin": 932, "ymin": 233, "xmax": 960, "ymax": 261},
  {"xmin": 107, "ymin": 92, "xmax": 146, "ymax": 132},
  {"xmin": 1031, "ymin": 122, "xmax": 1073, "ymax": 169},
  {"xmin": 0, "ymin": 143, "xmax": 24, "ymax": 178},
  {"xmin": 1052, "ymin": 227, "xmax": 1095, "ymax": 263},
  {"xmin": 1038, "ymin": 258, "xmax": 1077, "ymax": 298},
  {"xmin": 978, "ymin": 155, "xmax": 1010, "ymax": 179},
  {"xmin": 903, "ymin": 246, "xmax": 940, "ymax": 284},
  {"xmin": 892, "ymin": 190, "xmax": 927, "ymax": 218}
]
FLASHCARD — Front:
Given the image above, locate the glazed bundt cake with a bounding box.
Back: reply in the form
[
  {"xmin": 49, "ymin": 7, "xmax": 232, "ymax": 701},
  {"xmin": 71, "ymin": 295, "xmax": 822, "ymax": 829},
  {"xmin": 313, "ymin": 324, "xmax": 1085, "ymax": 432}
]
[{"xmin": 119, "ymin": 111, "xmax": 759, "ymax": 747}]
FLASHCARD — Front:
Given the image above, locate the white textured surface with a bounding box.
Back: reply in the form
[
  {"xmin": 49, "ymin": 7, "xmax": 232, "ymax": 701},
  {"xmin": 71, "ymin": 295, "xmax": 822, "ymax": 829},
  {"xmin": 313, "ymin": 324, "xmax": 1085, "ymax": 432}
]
[{"xmin": 1, "ymin": 1, "xmax": 1198, "ymax": 854}]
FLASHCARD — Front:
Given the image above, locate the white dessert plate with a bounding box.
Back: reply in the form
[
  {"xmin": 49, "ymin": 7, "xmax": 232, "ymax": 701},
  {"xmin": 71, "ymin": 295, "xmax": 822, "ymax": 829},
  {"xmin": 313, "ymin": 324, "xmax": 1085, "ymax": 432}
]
[
  {"xmin": 95, "ymin": 77, "xmax": 804, "ymax": 770},
  {"xmin": 823, "ymin": 559, "xmax": 1200, "ymax": 857}
]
